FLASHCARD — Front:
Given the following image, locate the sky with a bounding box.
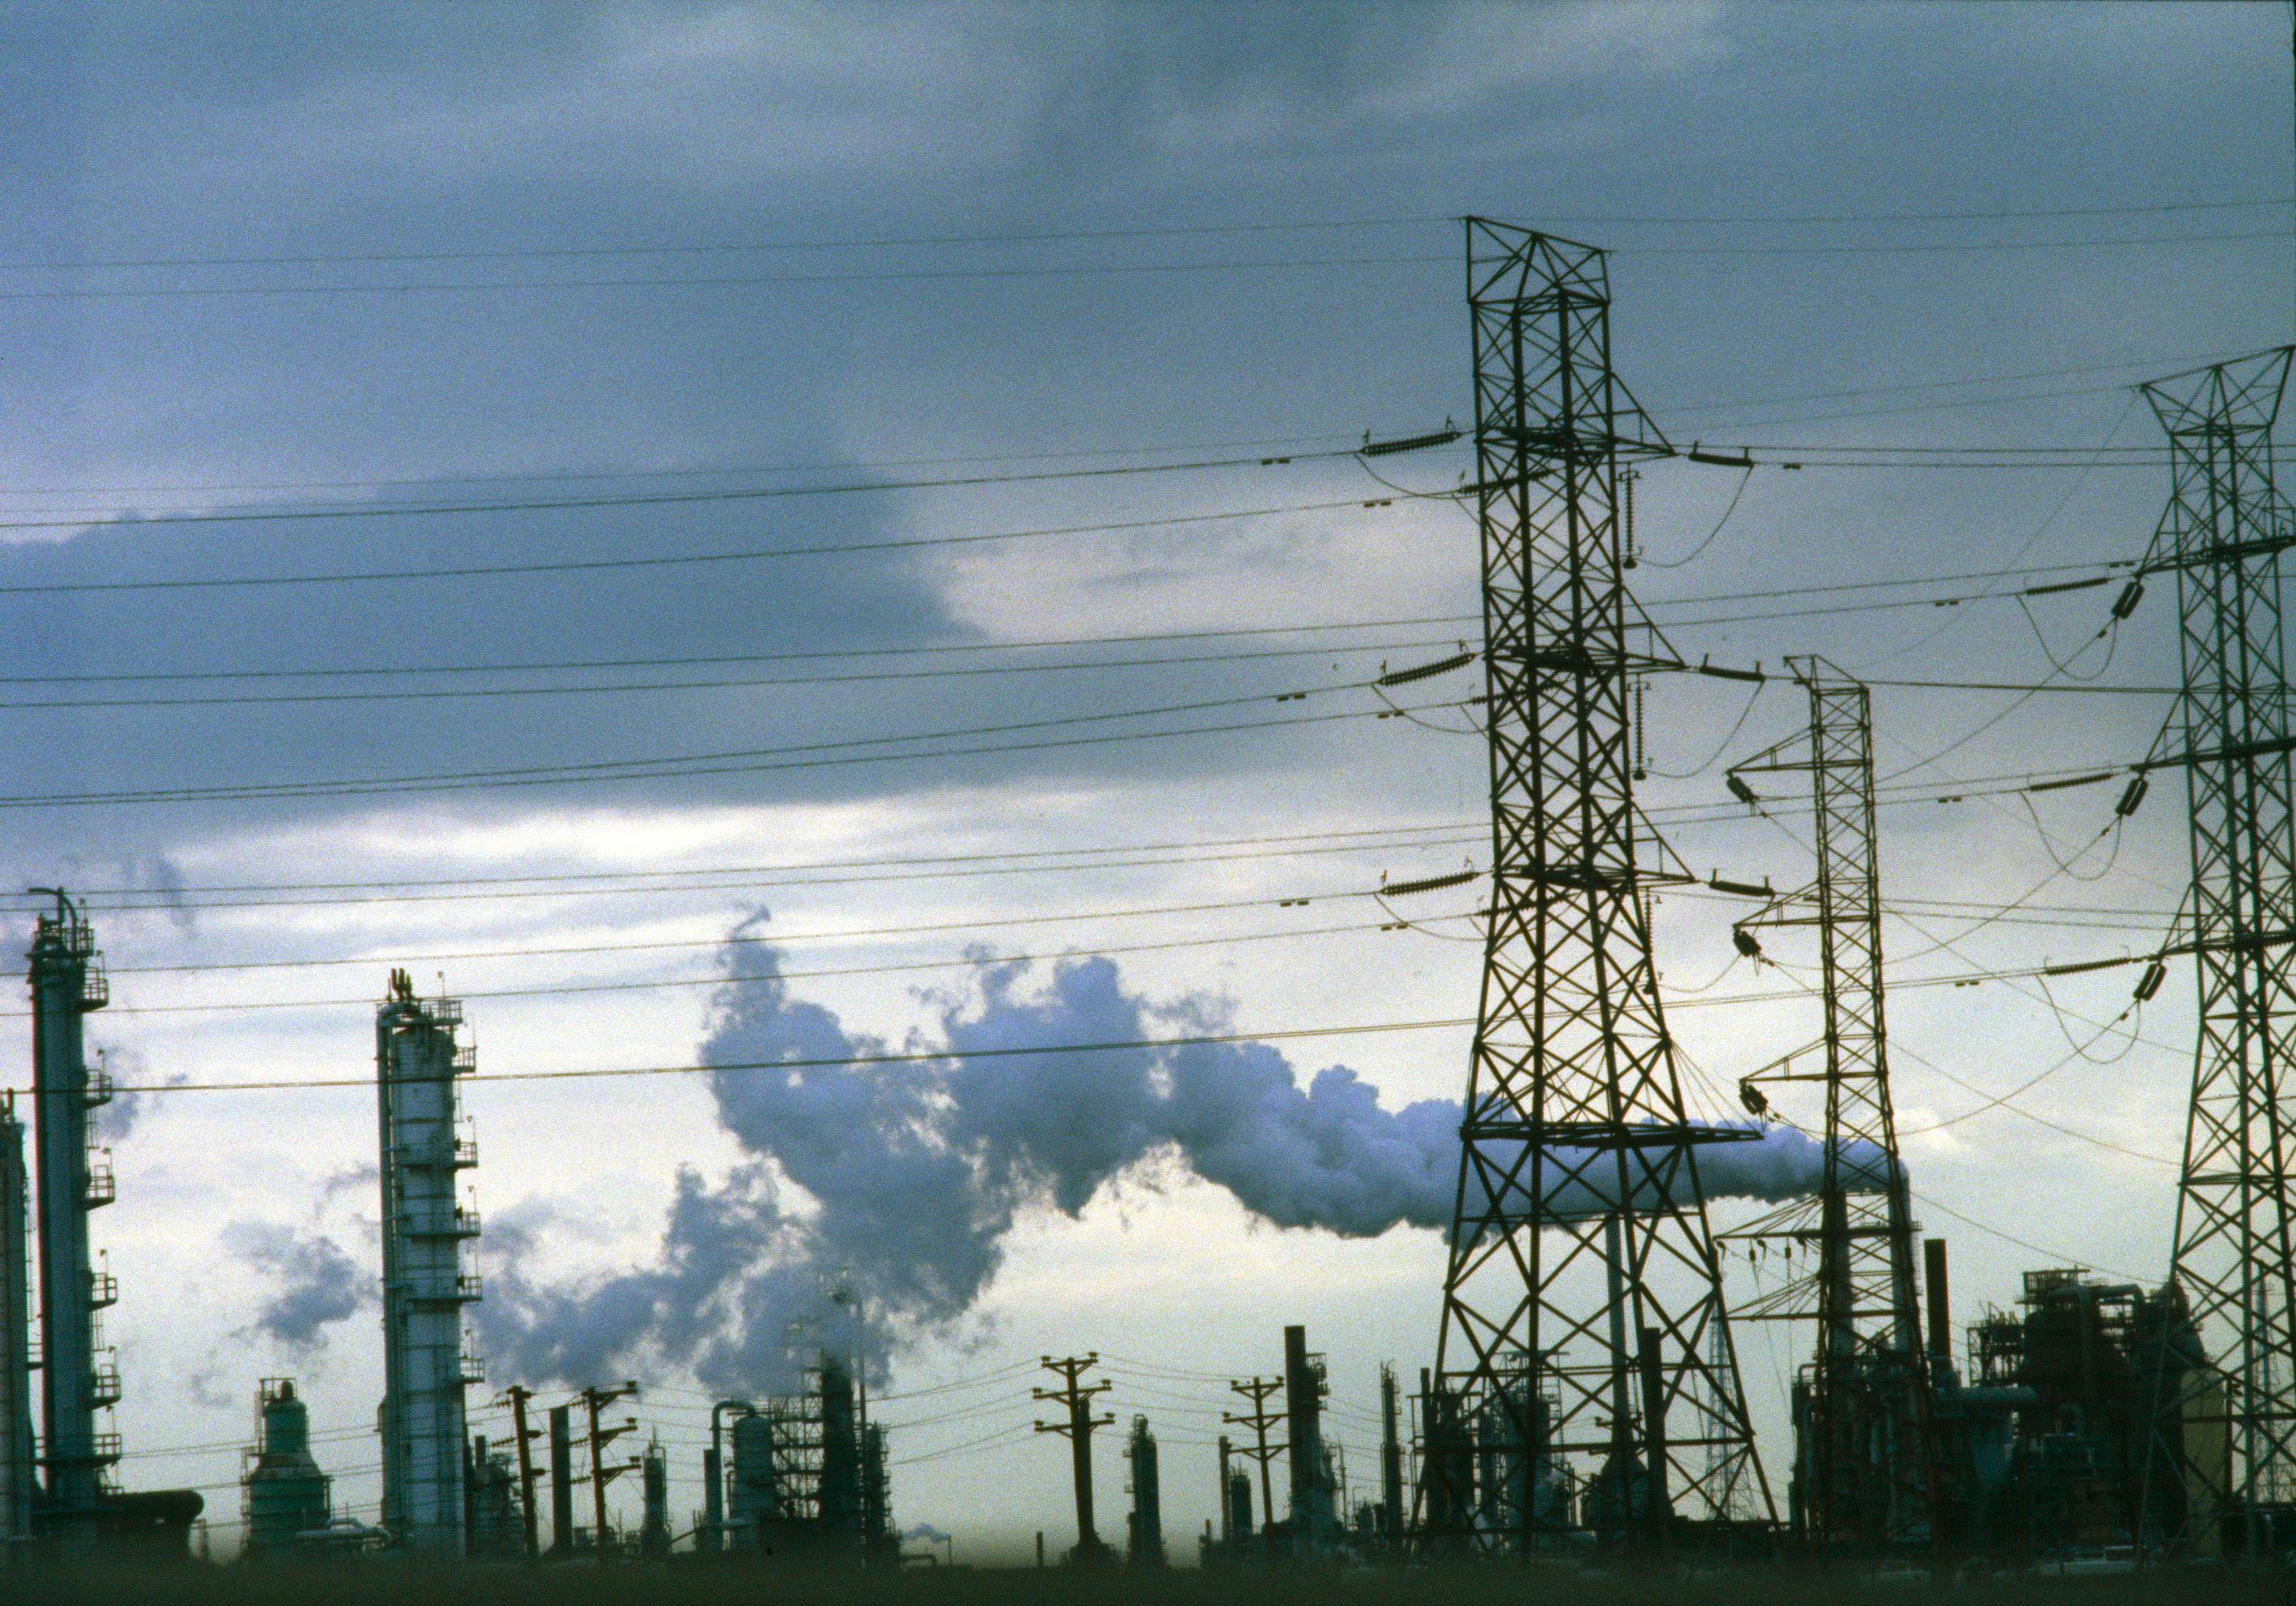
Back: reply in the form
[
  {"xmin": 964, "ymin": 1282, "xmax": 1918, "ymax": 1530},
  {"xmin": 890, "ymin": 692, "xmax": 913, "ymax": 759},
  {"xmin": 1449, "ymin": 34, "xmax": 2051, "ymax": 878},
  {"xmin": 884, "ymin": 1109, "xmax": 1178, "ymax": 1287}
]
[{"xmin": 0, "ymin": 0, "xmax": 2288, "ymax": 1563}]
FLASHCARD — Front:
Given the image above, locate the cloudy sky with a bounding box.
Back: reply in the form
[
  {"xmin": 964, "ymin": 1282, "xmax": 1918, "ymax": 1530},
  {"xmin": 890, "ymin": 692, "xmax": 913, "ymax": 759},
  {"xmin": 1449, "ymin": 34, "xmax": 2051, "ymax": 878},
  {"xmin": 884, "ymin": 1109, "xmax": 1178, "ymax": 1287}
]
[{"xmin": 0, "ymin": 0, "xmax": 2287, "ymax": 1560}]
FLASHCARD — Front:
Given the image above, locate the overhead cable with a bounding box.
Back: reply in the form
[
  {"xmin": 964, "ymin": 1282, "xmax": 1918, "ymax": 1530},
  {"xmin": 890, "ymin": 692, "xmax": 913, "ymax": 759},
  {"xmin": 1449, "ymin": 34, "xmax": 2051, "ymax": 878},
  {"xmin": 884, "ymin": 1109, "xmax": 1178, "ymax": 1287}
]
[
  {"xmin": 0, "ymin": 224, "xmax": 2286, "ymax": 302},
  {"xmin": 8, "ymin": 193, "xmax": 2281, "ymax": 274}
]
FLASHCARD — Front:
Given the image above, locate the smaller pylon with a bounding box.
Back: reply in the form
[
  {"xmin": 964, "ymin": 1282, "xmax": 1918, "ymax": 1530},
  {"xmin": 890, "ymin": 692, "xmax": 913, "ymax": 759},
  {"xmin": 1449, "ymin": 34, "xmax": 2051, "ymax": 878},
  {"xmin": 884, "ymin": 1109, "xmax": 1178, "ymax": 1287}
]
[{"xmin": 1718, "ymin": 658, "xmax": 1936, "ymax": 1552}]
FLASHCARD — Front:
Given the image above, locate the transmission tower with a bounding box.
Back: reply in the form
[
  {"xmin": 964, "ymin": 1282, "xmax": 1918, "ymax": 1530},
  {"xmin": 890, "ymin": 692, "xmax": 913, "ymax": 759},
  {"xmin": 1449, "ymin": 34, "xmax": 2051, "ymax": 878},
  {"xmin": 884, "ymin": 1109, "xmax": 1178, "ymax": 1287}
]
[
  {"xmin": 1720, "ymin": 659, "xmax": 1936, "ymax": 1551},
  {"xmin": 2136, "ymin": 348, "xmax": 2296, "ymax": 1556},
  {"xmin": 1426, "ymin": 219, "xmax": 1771, "ymax": 1552}
]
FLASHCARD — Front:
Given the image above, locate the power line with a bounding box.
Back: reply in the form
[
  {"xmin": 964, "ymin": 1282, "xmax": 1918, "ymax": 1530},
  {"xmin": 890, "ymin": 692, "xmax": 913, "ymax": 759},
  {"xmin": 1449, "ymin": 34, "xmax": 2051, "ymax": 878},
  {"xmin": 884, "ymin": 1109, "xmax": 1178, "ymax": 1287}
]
[
  {"xmin": 51, "ymin": 938, "xmax": 2197, "ymax": 1092},
  {"xmin": 53, "ymin": 833, "xmax": 1486, "ymax": 919},
  {"xmin": 0, "ymin": 515, "xmax": 2132, "ymax": 633},
  {"xmin": 3, "ymin": 494, "xmax": 1450, "ymax": 602},
  {"xmin": 0, "ymin": 225, "xmax": 2286, "ymax": 302},
  {"xmin": 0, "ymin": 673, "xmax": 2158, "ymax": 823},
  {"xmin": 0, "ymin": 612, "xmax": 1481, "ymax": 688},
  {"xmin": 1905, "ymin": 1186, "xmax": 2151, "ymax": 1285},
  {"xmin": 57, "ymin": 829, "xmax": 2174, "ymax": 942},
  {"xmin": 0, "ymin": 635, "xmax": 1465, "ymax": 713},
  {"xmin": 32, "ymin": 907, "xmax": 1477, "ymax": 1019},
  {"xmin": 0, "ymin": 493, "xmax": 1411, "ymax": 598},
  {"xmin": 53, "ymin": 923, "xmax": 2192, "ymax": 1024},
  {"xmin": 9, "ymin": 194, "xmax": 2279, "ymax": 274},
  {"xmin": 48, "ymin": 1012, "xmax": 1483, "ymax": 1096},
  {"xmin": 1662, "ymin": 346, "xmax": 2252, "ymax": 424},
  {"xmin": 0, "ymin": 677, "xmax": 1451, "ymax": 811},
  {"xmin": 0, "ymin": 443, "xmax": 1372, "ymax": 534},
  {"xmin": 0, "ymin": 430, "xmax": 1362, "ymax": 504},
  {"xmin": 0, "ymin": 342, "xmax": 2219, "ymax": 514},
  {"xmin": 80, "ymin": 818, "xmax": 1477, "ymax": 906},
  {"xmin": 0, "ymin": 648, "xmax": 2187, "ymax": 718},
  {"xmin": 0, "ymin": 687, "xmax": 2141, "ymax": 818}
]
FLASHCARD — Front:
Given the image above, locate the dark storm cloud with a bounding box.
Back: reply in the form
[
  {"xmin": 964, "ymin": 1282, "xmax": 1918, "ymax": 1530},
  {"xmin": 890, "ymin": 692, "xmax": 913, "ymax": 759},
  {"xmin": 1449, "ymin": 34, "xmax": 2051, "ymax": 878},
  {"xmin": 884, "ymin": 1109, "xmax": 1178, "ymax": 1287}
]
[
  {"xmin": 0, "ymin": 478, "xmax": 960, "ymax": 786},
  {"xmin": 0, "ymin": 2, "xmax": 2265, "ymax": 907}
]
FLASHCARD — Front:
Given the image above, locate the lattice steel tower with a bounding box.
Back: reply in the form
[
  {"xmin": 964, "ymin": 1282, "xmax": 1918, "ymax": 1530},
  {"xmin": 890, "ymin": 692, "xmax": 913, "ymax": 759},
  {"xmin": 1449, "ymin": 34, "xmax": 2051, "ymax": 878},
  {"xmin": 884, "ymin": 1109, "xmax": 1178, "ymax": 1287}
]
[
  {"xmin": 2138, "ymin": 348, "xmax": 2296, "ymax": 1555},
  {"xmin": 1427, "ymin": 220, "xmax": 1770, "ymax": 1551},
  {"xmin": 1722, "ymin": 660, "xmax": 1935, "ymax": 1549}
]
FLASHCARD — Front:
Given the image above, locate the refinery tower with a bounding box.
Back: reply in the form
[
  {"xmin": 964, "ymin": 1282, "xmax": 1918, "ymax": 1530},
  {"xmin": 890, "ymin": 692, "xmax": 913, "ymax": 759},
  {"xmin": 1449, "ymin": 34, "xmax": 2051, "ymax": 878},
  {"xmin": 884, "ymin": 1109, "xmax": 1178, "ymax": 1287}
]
[{"xmin": 375, "ymin": 968, "xmax": 483, "ymax": 1554}]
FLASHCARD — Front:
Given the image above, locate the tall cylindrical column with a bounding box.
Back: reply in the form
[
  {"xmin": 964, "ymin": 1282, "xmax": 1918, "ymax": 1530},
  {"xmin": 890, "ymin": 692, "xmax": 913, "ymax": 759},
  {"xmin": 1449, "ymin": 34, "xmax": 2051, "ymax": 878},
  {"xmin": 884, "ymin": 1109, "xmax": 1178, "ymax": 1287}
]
[{"xmin": 28, "ymin": 893, "xmax": 114, "ymax": 1534}]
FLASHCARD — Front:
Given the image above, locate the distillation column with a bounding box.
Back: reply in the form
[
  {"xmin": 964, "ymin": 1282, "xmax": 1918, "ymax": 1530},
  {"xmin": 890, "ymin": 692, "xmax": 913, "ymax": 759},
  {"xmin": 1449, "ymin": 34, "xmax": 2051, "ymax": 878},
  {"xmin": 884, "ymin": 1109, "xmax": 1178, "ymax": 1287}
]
[
  {"xmin": 1427, "ymin": 220, "xmax": 1770, "ymax": 1551},
  {"xmin": 28, "ymin": 893, "xmax": 120, "ymax": 1536},
  {"xmin": 2136, "ymin": 348, "xmax": 2296, "ymax": 1555},
  {"xmin": 376, "ymin": 968, "xmax": 481, "ymax": 1554},
  {"xmin": 0, "ymin": 1096, "xmax": 34, "ymax": 1548},
  {"xmin": 1724, "ymin": 661, "xmax": 1936, "ymax": 1549}
]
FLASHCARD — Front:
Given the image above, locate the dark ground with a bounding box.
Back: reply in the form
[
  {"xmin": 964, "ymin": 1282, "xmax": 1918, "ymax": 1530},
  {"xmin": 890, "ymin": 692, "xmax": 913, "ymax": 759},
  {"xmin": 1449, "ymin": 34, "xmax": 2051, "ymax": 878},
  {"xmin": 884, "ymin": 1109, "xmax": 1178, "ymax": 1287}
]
[{"xmin": 0, "ymin": 1563, "xmax": 2281, "ymax": 1606}]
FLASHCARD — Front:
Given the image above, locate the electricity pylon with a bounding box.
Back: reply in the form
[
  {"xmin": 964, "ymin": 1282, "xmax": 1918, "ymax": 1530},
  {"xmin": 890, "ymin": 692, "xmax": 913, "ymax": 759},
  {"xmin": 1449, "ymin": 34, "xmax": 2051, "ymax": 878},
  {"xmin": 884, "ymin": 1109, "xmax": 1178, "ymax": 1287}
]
[
  {"xmin": 1720, "ymin": 659, "xmax": 1936, "ymax": 1551},
  {"xmin": 1426, "ymin": 219, "xmax": 1772, "ymax": 1552},
  {"xmin": 2135, "ymin": 348, "xmax": 2296, "ymax": 1556}
]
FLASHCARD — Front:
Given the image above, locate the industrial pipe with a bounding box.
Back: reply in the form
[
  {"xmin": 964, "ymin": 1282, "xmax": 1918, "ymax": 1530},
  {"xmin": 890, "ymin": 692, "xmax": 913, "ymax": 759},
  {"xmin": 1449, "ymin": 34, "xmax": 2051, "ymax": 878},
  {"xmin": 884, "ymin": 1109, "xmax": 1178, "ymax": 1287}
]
[{"xmin": 707, "ymin": 1399, "xmax": 756, "ymax": 1554}]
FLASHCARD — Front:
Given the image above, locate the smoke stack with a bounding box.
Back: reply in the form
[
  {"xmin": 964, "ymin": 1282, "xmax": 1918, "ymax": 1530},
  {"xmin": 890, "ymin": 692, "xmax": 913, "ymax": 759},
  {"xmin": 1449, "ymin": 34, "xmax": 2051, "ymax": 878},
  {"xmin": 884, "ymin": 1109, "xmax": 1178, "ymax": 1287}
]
[
  {"xmin": 1282, "ymin": 1325, "xmax": 1330, "ymax": 1549},
  {"xmin": 1637, "ymin": 1324, "xmax": 1671, "ymax": 1550},
  {"xmin": 1923, "ymin": 1237, "xmax": 1952, "ymax": 1364},
  {"xmin": 548, "ymin": 1405, "xmax": 572, "ymax": 1554},
  {"xmin": 1378, "ymin": 1364, "xmax": 1403, "ymax": 1539}
]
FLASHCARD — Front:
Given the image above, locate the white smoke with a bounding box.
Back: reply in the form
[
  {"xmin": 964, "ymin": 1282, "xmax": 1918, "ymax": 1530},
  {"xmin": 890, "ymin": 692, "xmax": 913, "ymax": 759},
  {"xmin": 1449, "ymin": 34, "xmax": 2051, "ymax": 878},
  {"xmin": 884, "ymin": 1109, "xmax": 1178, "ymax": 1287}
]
[
  {"xmin": 225, "ymin": 1220, "xmax": 373, "ymax": 1353},
  {"xmin": 475, "ymin": 915, "xmax": 1875, "ymax": 1393}
]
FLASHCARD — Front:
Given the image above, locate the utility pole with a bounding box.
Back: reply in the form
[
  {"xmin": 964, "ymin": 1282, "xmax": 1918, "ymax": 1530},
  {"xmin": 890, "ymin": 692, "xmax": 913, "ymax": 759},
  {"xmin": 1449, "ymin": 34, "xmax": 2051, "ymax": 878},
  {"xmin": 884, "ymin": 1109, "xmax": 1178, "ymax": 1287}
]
[
  {"xmin": 1221, "ymin": 1376, "xmax": 1285, "ymax": 1536},
  {"xmin": 581, "ymin": 1382, "xmax": 640, "ymax": 1562},
  {"xmin": 1720, "ymin": 658, "xmax": 1937, "ymax": 1552},
  {"xmin": 2133, "ymin": 347, "xmax": 2296, "ymax": 1557},
  {"xmin": 501, "ymin": 1385, "xmax": 543, "ymax": 1559},
  {"xmin": 1427, "ymin": 218, "xmax": 1771, "ymax": 1552},
  {"xmin": 1033, "ymin": 1355, "xmax": 1113, "ymax": 1563}
]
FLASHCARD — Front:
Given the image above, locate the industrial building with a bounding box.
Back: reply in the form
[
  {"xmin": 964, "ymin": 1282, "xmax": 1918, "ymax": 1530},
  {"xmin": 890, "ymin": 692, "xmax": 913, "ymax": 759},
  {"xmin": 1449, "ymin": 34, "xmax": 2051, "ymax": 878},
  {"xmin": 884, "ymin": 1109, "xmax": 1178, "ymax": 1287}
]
[
  {"xmin": 701, "ymin": 1353, "xmax": 895, "ymax": 1563},
  {"xmin": 0, "ymin": 894, "xmax": 205, "ymax": 1557},
  {"xmin": 1124, "ymin": 1415, "xmax": 1163, "ymax": 1567},
  {"xmin": 241, "ymin": 1380, "xmax": 332, "ymax": 1558},
  {"xmin": 1199, "ymin": 1325, "xmax": 1355, "ymax": 1566},
  {"xmin": 373, "ymin": 968, "xmax": 484, "ymax": 1554},
  {"xmin": 1947, "ymin": 1268, "xmax": 2226, "ymax": 1556}
]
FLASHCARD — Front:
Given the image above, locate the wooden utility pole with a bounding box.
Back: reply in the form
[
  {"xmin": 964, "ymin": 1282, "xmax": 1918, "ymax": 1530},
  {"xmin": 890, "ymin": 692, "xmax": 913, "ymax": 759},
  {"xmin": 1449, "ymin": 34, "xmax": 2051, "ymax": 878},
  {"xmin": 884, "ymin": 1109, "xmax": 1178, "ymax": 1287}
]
[
  {"xmin": 580, "ymin": 1382, "xmax": 640, "ymax": 1563},
  {"xmin": 1033, "ymin": 1355, "xmax": 1114, "ymax": 1562},
  {"xmin": 500, "ymin": 1385, "xmax": 543, "ymax": 1559},
  {"xmin": 1222, "ymin": 1376, "xmax": 1286, "ymax": 1536}
]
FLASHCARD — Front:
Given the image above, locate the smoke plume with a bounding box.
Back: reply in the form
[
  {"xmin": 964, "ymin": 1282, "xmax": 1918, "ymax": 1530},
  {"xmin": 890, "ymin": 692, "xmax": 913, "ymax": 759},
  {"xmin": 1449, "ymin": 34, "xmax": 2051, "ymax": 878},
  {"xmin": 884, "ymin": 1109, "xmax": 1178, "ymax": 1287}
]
[
  {"xmin": 226, "ymin": 1221, "xmax": 372, "ymax": 1353},
  {"xmin": 475, "ymin": 915, "xmax": 1879, "ymax": 1395},
  {"xmin": 86, "ymin": 1046, "xmax": 188, "ymax": 1145}
]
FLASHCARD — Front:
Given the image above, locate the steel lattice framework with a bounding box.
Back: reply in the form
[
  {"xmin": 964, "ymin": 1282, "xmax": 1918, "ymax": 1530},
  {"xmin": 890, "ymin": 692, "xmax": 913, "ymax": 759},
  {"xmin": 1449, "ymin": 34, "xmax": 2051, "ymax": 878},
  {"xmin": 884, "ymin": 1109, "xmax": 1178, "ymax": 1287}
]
[
  {"xmin": 1427, "ymin": 220, "xmax": 1770, "ymax": 1550},
  {"xmin": 2138, "ymin": 348, "xmax": 2296, "ymax": 1555},
  {"xmin": 1722, "ymin": 661, "xmax": 1936, "ymax": 1550}
]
